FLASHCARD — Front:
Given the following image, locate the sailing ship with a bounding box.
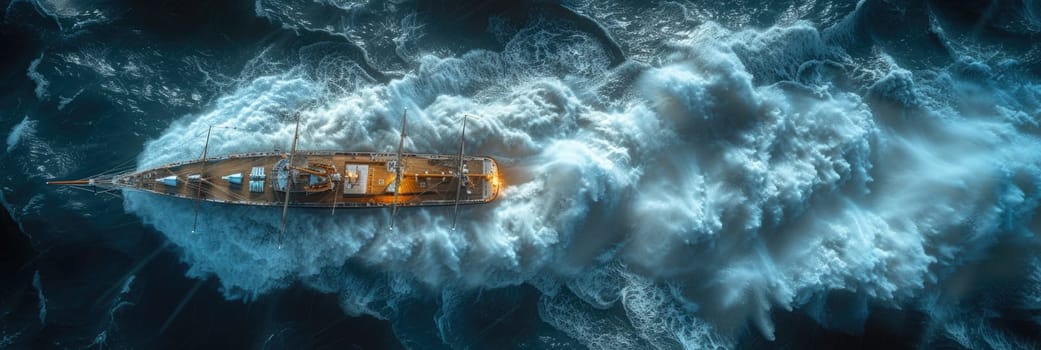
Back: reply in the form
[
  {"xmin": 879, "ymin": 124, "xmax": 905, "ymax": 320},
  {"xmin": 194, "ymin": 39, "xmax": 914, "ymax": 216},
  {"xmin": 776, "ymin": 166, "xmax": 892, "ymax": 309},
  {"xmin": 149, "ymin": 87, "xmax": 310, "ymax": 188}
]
[{"xmin": 47, "ymin": 110, "xmax": 503, "ymax": 234}]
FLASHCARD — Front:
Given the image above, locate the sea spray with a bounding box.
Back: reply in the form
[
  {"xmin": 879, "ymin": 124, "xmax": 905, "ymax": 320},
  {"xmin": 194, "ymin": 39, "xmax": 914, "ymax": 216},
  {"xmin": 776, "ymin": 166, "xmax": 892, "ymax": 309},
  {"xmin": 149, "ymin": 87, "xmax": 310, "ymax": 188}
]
[{"xmin": 119, "ymin": 9, "xmax": 1041, "ymax": 349}]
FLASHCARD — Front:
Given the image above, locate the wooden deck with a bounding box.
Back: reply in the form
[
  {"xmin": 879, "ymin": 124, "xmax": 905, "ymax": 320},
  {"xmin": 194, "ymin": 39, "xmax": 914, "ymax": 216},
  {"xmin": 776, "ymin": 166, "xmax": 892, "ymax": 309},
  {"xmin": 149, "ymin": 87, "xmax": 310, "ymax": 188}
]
[{"xmin": 114, "ymin": 151, "xmax": 501, "ymax": 208}]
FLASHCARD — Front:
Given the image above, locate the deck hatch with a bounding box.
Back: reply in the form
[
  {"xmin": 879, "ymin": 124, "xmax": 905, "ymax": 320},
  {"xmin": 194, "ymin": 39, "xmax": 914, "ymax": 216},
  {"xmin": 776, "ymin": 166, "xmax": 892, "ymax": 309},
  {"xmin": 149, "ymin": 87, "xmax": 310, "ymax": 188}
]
[
  {"xmin": 343, "ymin": 164, "xmax": 369, "ymax": 195},
  {"xmin": 249, "ymin": 166, "xmax": 266, "ymax": 193}
]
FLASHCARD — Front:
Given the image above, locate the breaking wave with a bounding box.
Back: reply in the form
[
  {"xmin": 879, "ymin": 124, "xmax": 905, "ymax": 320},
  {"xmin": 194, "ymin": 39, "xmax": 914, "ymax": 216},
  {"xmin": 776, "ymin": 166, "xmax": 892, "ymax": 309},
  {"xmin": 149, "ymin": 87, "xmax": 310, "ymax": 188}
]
[
  {"xmin": 118, "ymin": 2, "xmax": 1041, "ymax": 348},
  {"xmin": 6, "ymin": 116, "xmax": 36, "ymax": 153}
]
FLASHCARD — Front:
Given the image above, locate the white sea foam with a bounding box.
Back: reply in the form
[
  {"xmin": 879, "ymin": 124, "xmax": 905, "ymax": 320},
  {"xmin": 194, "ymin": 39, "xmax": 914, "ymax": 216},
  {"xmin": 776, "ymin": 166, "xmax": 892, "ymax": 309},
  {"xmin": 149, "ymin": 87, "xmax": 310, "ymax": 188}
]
[
  {"xmin": 5, "ymin": 115, "xmax": 73, "ymax": 181},
  {"xmin": 125, "ymin": 16, "xmax": 1041, "ymax": 347},
  {"xmin": 0, "ymin": 331, "xmax": 21, "ymax": 348},
  {"xmin": 6, "ymin": 116, "xmax": 36, "ymax": 153},
  {"xmin": 27, "ymin": 54, "xmax": 49, "ymax": 100},
  {"xmin": 32, "ymin": 270, "xmax": 46, "ymax": 325},
  {"xmin": 30, "ymin": 0, "xmax": 112, "ymax": 33}
]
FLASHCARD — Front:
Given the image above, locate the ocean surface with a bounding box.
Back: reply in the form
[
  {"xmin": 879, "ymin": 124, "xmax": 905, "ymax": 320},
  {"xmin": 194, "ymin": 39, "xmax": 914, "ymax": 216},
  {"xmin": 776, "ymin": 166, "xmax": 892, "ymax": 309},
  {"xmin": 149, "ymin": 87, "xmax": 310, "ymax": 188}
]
[{"xmin": 2, "ymin": 0, "xmax": 1041, "ymax": 348}]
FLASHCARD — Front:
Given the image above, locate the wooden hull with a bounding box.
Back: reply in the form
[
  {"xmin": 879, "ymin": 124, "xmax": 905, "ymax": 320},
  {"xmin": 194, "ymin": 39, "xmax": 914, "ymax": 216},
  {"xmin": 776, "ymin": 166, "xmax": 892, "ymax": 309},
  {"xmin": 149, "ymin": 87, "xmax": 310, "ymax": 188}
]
[{"xmin": 113, "ymin": 151, "xmax": 502, "ymax": 208}]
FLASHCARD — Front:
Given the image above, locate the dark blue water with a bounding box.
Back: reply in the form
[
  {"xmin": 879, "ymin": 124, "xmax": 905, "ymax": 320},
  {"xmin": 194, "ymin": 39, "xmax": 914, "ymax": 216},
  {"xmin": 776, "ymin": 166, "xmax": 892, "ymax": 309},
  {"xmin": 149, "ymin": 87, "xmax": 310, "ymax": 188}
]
[{"xmin": 3, "ymin": 0, "xmax": 1041, "ymax": 348}]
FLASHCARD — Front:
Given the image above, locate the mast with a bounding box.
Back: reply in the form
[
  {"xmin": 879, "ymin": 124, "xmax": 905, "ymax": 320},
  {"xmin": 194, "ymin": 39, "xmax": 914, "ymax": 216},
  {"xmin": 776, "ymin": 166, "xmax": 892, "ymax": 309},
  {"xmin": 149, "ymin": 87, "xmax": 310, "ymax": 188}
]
[
  {"xmin": 451, "ymin": 114, "xmax": 470, "ymax": 231},
  {"xmin": 390, "ymin": 109, "xmax": 407, "ymax": 230},
  {"xmin": 192, "ymin": 125, "xmax": 213, "ymax": 234},
  {"xmin": 279, "ymin": 112, "xmax": 302, "ymax": 249},
  {"xmin": 46, "ymin": 179, "xmax": 94, "ymax": 185},
  {"xmin": 330, "ymin": 181, "xmax": 338, "ymax": 215}
]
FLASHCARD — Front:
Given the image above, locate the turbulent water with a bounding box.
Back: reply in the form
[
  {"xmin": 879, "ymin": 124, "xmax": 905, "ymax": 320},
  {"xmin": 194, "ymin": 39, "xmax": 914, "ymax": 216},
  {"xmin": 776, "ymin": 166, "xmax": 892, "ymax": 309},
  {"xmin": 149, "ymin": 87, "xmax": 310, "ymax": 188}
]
[{"xmin": 3, "ymin": 0, "xmax": 1041, "ymax": 348}]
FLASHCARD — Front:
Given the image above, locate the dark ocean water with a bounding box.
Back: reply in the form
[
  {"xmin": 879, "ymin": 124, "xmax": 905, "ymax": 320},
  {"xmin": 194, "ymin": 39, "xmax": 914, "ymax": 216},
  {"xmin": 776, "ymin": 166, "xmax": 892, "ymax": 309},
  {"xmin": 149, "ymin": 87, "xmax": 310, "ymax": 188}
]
[{"xmin": 2, "ymin": 0, "xmax": 1041, "ymax": 348}]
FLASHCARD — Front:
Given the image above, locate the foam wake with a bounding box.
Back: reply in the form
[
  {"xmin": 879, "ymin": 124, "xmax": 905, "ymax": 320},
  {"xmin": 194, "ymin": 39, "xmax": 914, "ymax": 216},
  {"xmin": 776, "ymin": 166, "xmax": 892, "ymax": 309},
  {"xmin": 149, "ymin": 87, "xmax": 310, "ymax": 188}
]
[{"xmin": 125, "ymin": 14, "xmax": 1041, "ymax": 348}]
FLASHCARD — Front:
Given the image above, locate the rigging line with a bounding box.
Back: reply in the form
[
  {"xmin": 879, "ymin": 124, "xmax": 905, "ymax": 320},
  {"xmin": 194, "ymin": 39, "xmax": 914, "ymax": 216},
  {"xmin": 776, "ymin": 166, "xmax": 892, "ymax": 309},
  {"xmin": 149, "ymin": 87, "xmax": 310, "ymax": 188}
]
[
  {"xmin": 100, "ymin": 218, "xmax": 145, "ymax": 231},
  {"xmin": 16, "ymin": 246, "xmax": 53, "ymax": 273},
  {"xmin": 192, "ymin": 182, "xmax": 233, "ymax": 203},
  {"xmin": 475, "ymin": 303, "xmax": 522, "ymax": 340},
  {"xmin": 196, "ymin": 178, "xmax": 251, "ymax": 203},
  {"xmin": 192, "ymin": 125, "xmax": 213, "ymax": 234},
  {"xmin": 97, "ymin": 159, "xmax": 137, "ymax": 172},
  {"xmin": 328, "ymin": 182, "xmax": 337, "ymax": 214},
  {"xmin": 159, "ymin": 278, "xmax": 206, "ymax": 335},
  {"xmin": 390, "ymin": 108, "xmax": 407, "ymax": 230},
  {"xmin": 105, "ymin": 156, "xmax": 136, "ymax": 169},
  {"xmin": 188, "ymin": 175, "xmax": 252, "ymax": 203},
  {"xmin": 279, "ymin": 112, "xmax": 302, "ymax": 249},
  {"xmin": 91, "ymin": 161, "xmax": 140, "ymax": 178},
  {"xmin": 85, "ymin": 170, "xmax": 129, "ymax": 183},
  {"xmin": 90, "ymin": 156, "xmax": 138, "ymax": 177},
  {"xmin": 95, "ymin": 187, "xmax": 123, "ymax": 195},
  {"xmin": 452, "ymin": 114, "xmax": 471, "ymax": 231},
  {"xmin": 96, "ymin": 188, "xmax": 121, "ymax": 200},
  {"xmin": 67, "ymin": 186, "xmax": 98, "ymax": 195},
  {"xmin": 92, "ymin": 241, "xmax": 171, "ymax": 309},
  {"xmin": 93, "ymin": 165, "xmax": 135, "ymax": 178}
]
